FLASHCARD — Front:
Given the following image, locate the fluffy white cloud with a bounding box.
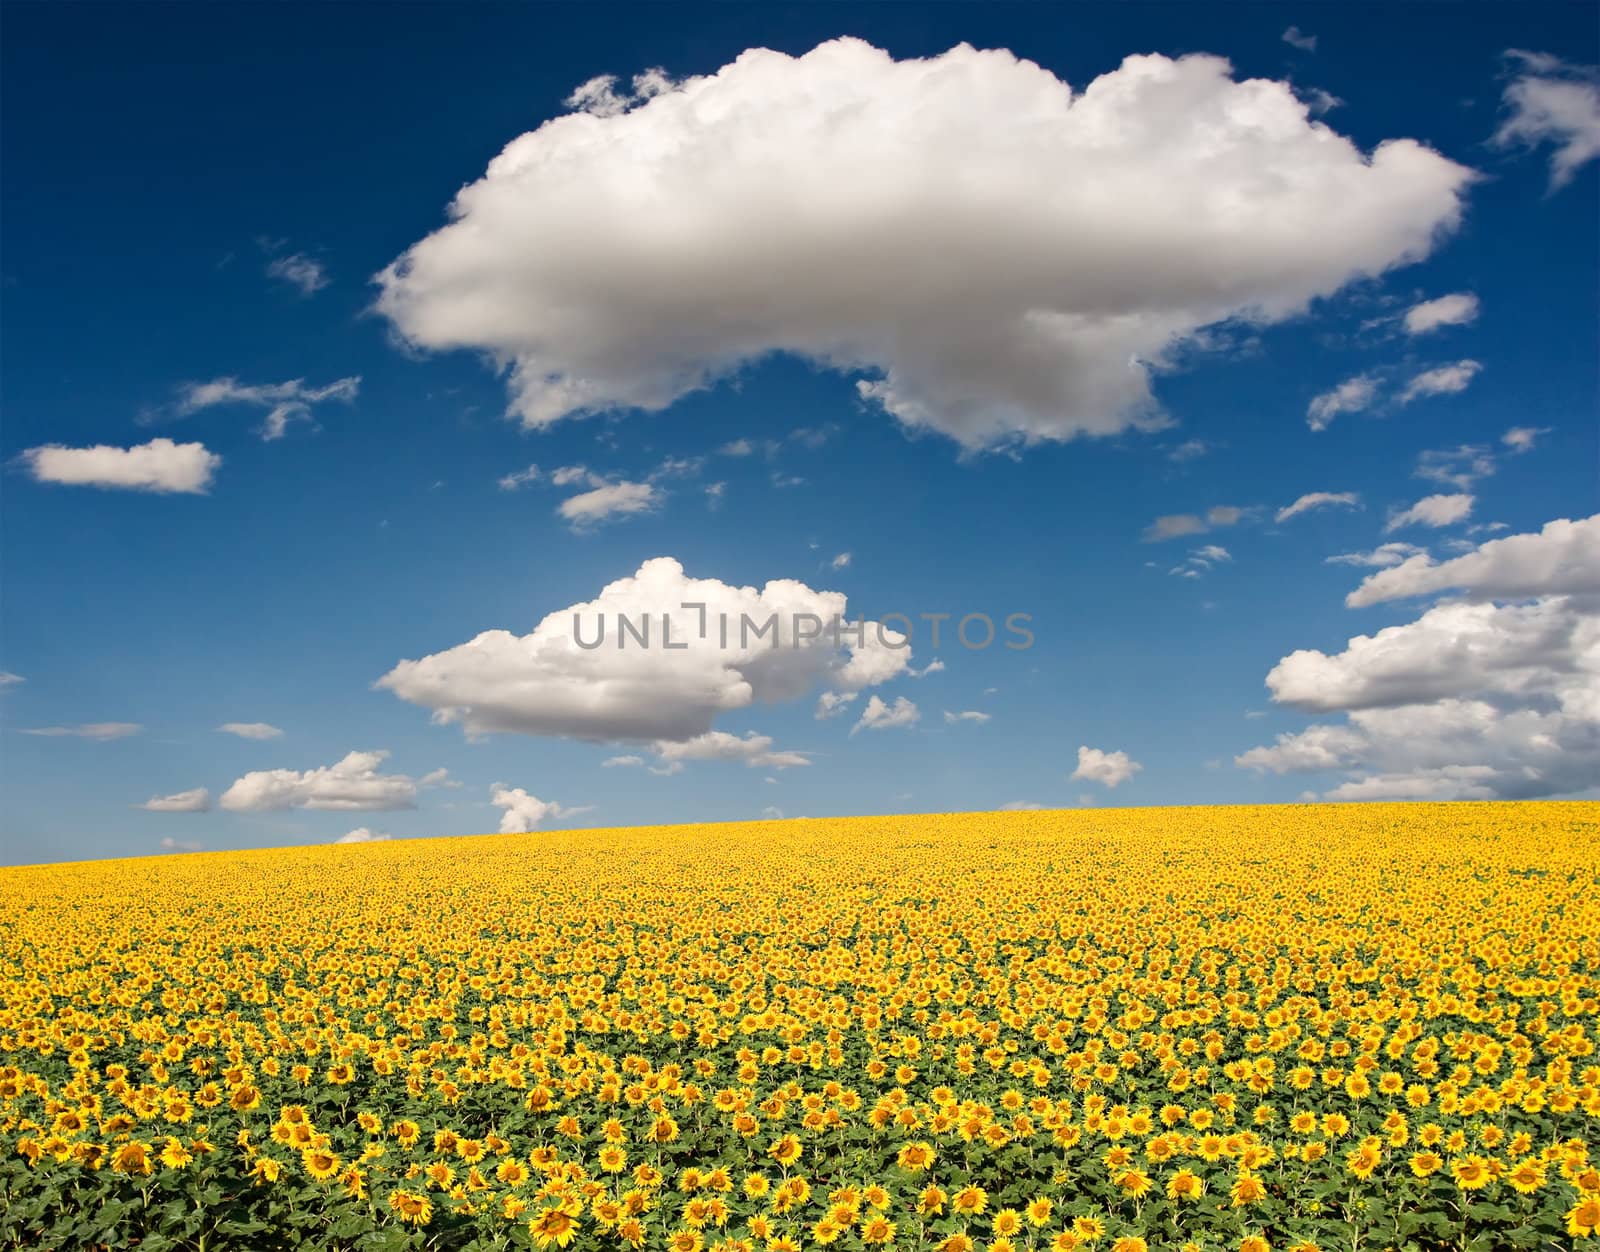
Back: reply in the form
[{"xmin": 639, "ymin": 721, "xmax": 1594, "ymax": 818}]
[
  {"xmin": 1276, "ymin": 491, "xmax": 1359, "ymax": 523},
  {"xmin": 1070, "ymin": 744, "xmax": 1143, "ymax": 788},
  {"xmin": 1403, "ymin": 292, "xmax": 1478, "ymax": 335},
  {"xmin": 1327, "ymin": 542, "xmax": 1427, "ymax": 568},
  {"xmin": 1307, "ymin": 374, "xmax": 1378, "ymax": 431},
  {"xmin": 1493, "ymin": 51, "xmax": 1600, "ymax": 190},
  {"xmin": 1503, "ymin": 425, "xmax": 1551, "ymax": 452},
  {"xmin": 375, "ymin": 39, "xmax": 1470, "ymax": 450},
  {"xmin": 830, "ymin": 552, "xmax": 852, "ymax": 570},
  {"xmin": 498, "ymin": 463, "xmax": 542, "ymax": 491},
  {"xmin": 852, "ymin": 695, "xmax": 920, "ymax": 734},
  {"xmin": 1415, "ymin": 444, "xmax": 1495, "ymax": 491},
  {"xmin": 160, "ymin": 837, "xmax": 204, "ymax": 853},
  {"xmin": 1398, "ymin": 360, "xmax": 1481, "ymax": 404},
  {"xmin": 1263, "ymin": 597, "xmax": 1593, "ymax": 713},
  {"xmin": 652, "ymin": 730, "xmax": 808, "ymax": 769},
  {"xmin": 0, "ymin": 672, "xmax": 22, "ymax": 689},
  {"xmin": 1281, "ymin": 26, "xmax": 1317, "ymax": 52},
  {"xmin": 335, "ymin": 827, "xmax": 393, "ymax": 843},
  {"xmin": 138, "ymin": 788, "xmax": 210, "ymax": 812},
  {"xmin": 1385, "ymin": 493, "xmax": 1473, "ymax": 532},
  {"xmin": 22, "ymin": 723, "xmax": 142, "ymax": 740},
  {"xmin": 219, "ymin": 749, "xmax": 419, "ymax": 812},
  {"xmin": 1170, "ymin": 544, "xmax": 1231, "ymax": 579},
  {"xmin": 489, "ymin": 785, "xmax": 590, "ymax": 833},
  {"xmin": 1346, "ymin": 515, "xmax": 1600, "ymax": 607},
  {"xmin": 379, "ymin": 557, "xmax": 911, "ymax": 743},
  {"xmin": 1242, "ymin": 513, "xmax": 1600, "ymax": 803},
  {"xmin": 815, "ymin": 691, "xmax": 858, "ymax": 719},
  {"xmin": 174, "ymin": 376, "xmax": 359, "ymax": 440},
  {"xmin": 21, "ymin": 438, "xmax": 219, "ymax": 494},
  {"xmin": 1143, "ymin": 505, "xmax": 1248, "ymax": 542},
  {"xmin": 558, "ymin": 481, "xmax": 659, "ymax": 528},
  {"xmin": 217, "ymin": 722, "xmax": 283, "ymax": 740},
  {"xmin": 266, "ymin": 253, "xmax": 329, "ymax": 295},
  {"xmin": 944, "ymin": 710, "xmax": 991, "ymax": 725}
]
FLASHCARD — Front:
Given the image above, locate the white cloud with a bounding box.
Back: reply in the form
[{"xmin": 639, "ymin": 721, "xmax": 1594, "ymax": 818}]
[
  {"xmin": 1240, "ymin": 589, "xmax": 1599, "ymax": 800},
  {"xmin": 1415, "ymin": 444, "xmax": 1495, "ymax": 491},
  {"xmin": 1493, "ymin": 51, "xmax": 1600, "ymax": 190},
  {"xmin": 418, "ymin": 767, "xmax": 459, "ymax": 788},
  {"xmin": 1276, "ymin": 491, "xmax": 1359, "ymax": 523},
  {"xmin": 852, "ymin": 694, "xmax": 920, "ymax": 734},
  {"xmin": 138, "ymin": 788, "xmax": 210, "ymax": 813},
  {"xmin": 159, "ymin": 837, "xmax": 204, "ymax": 853},
  {"xmin": 1327, "ymin": 541, "xmax": 1427, "ymax": 568},
  {"xmin": 1503, "ymin": 425, "xmax": 1551, "ymax": 453},
  {"xmin": 1262, "ymin": 596, "xmax": 1594, "ymax": 713},
  {"xmin": 379, "ymin": 556, "xmax": 911, "ymax": 743},
  {"xmin": 602, "ymin": 754, "xmax": 644, "ymax": 768},
  {"xmin": 335, "ymin": 827, "xmax": 393, "ymax": 843},
  {"xmin": 1170, "ymin": 543, "xmax": 1232, "ymax": 578},
  {"xmin": 718, "ymin": 439, "xmax": 755, "ymax": 457},
  {"xmin": 944, "ymin": 710, "xmax": 991, "ymax": 725},
  {"xmin": 266, "ymin": 252, "xmax": 329, "ymax": 295},
  {"xmin": 498, "ymin": 463, "xmax": 542, "ymax": 491},
  {"xmin": 652, "ymin": 730, "xmax": 808, "ymax": 768},
  {"xmin": 830, "ymin": 552, "xmax": 852, "ymax": 570},
  {"xmin": 1385, "ymin": 493, "xmax": 1473, "ymax": 533},
  {"xmin": 1070, "ymin": 744, "xmax": 1142, "ymax": 788},
  {"xmin": 174, "ymin": 375, "xmax": 359, "ymax": 441},
  {"xmin": 1282, "ymin": 26, "xmax": 1317, "ymax": 52},
  {"xmin": 1143, "ymin": 505, "xmax": 1248, "ymax": 542},
  {"xmin": 815, "ymin": 691, "xmax": 858, "ymax": 719},
  {"xmin": 1307, "ymin": 374, "xmax": 1378, "ymax": 431},
  {"xmin": 490, "ymin": 785, "xmax": 590, "ymax": 833},
  {"xmin": 219, "ymin": 749, "xmax": 419, "ymax": 812},
  {"xmin": 558, "ymin": 481, "xmax": 659, "ymax": 529},
  {"xmin": 1403, "ymin": 292, "xmax": 1479, "ymax": 335},
  {"xmin": 551, "ymin": 465, "xmax": 595, "ymax": 487},
  {"xmin": 22, "ymin": 722, "xmax": 142, "ymax": 740},
  {"xmin": 375, "ymin": 38, "xmax": 1470, "ymax": 451},
  {"xmin": 217, "ymin": 721, "xmax": 283, "ymax": 740},
  {"xmin": 1398, "ymin": 359, "xmax": 1481, "ymax": 404},
  {"xmin": 21, "ymin": 438, "xmax": 220, "ymax": 494},
  {"xmin": 999, "ymin": 800, "xmax": 1046, "ymax": 811},
  {"xmin": 1166, "ymin": 438, "xmax": 1211, "ymax": 462},
  {"xmin": 0, "ymin": 672, "xmax": 22, "ymax": 689},
  {"xmin": 1346, "ymin": 515, "xmax": 1600, "ymax": 607}
]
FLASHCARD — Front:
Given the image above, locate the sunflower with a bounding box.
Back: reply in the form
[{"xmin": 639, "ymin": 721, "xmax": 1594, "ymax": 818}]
[
  {"xmin": 302, "ymin": 1148, "xmax": 341, "ymax": 1181},
  {"xmin": 110, "ymin": 1141, "xmax": 153, "ymax": 1176},
  {"xmin": 896, "ymin": 1141, "xmax": 934, "ymax": 1172},
  {"xmin": 1450, "ymin": 1155, "xmax": 1493, "ymax": 1191},
  {"xmin": 158, "ymin": 1137, "xmax": 192, "ymax": 1170},
  {"xmin": 530, "ymin": 1205, "xmax": 579, "ymax": 1249},
  {"xmin": 1230, "ymin": 1173, "xmax": 1266, "ymax": 1207},
  {"xmin": 952, "ymin": 1184, "xmax": 987, "ymax": 1215},
  {"xmin": 388, "ymin": 1189, "xmax": 433, "ymax": 1227},
  {"xmin": 1567, "ymin": 1196, "xmax": 1600, "ymax": 1240}
]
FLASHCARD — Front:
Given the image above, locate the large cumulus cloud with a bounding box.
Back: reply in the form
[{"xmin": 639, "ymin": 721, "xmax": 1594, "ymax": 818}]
[
  {"xmin": 376, "ymin": 557, "xmax": 911, "ymax": 743},
  {"xmin": 1238, "ymin": 518, "xmax": 1600, "ymax": 800},
  {"xmin": 375, "ymin": 38, "xmax": 1472, "ymax": 449}
]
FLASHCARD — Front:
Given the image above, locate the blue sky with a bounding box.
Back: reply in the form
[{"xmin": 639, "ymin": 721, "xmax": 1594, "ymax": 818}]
[{"xmin": 2, "ymin": 3, "xmax": 1596, "ymax": 864}]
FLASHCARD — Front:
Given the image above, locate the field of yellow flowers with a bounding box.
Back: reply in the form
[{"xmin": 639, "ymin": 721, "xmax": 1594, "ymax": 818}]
[{"xmin": 1, "ymin": 802, "xmax": 1597, "ymax": 1252}]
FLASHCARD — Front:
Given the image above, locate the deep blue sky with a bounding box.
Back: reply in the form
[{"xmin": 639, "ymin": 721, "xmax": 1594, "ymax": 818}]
[{"xmin": 2, "ymin": 3, "xmax": 1596, "ymax": 864}]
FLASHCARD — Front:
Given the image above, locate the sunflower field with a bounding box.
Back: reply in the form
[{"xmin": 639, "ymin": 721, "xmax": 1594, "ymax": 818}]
[{"xmin": 1, "ymin": 802, "xmax": 1597, "ymax": 1252}]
